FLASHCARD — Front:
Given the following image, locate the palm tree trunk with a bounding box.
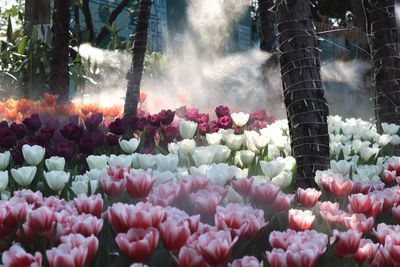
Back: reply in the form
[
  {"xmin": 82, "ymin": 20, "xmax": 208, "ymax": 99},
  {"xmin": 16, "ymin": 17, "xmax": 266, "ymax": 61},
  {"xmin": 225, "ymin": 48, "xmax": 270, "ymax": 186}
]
[
  {"xmin": 364, "ymin": 0, "xmax": 400, "ymax": 133},
  {"xmin": 276, "ymin": 0, "xmax": 330, "ymax": 188},
  {"xmin": 49, "ymin": 0, "xmax": 71, "ymax": 103},
  {"xmin": 258, "ymin": 0, "xmax": 275, "ymax": 53},
  {"xmin": 123, "ymin": 0, "xmax": 152, "ymax": 119},
  {"xmin": 81, "ymin": 0, "xmax": 95, "ymax": 44}
]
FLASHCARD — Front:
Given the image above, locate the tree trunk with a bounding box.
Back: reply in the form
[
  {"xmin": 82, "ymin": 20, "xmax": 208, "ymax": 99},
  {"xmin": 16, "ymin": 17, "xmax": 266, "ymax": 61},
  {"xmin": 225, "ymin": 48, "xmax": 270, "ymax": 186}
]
[
  {"xmin": 258, "ymin": 0, "xmax": 275, "ymax": 53},
  {"xmin": 81, "ymin": 0, "xmax": 95, "ymax": 44},
  {"xmin": 49, "ymin": 0, "xmax": 71, "ymax": 103},
  {"xmin": 95, "ymin": 0, "xmax": 132, "ymax": 46},
  {"xmin": 73, "ymin": 0, "xmax": 81, "ymax": 45},
  {"xmin": 25, "ymin": 0, "xmax": 51, "ymax": 25},
  {"xmin": 364, "ymin": 0, "xmax": 400, "ymax": 133},
  {"xmin": 123, "ymin": 0, "xmax": 152, "ymax": 119},
  {"xmin": 276, "ymin": 0, "xmax": 331, "ymax": 188}
]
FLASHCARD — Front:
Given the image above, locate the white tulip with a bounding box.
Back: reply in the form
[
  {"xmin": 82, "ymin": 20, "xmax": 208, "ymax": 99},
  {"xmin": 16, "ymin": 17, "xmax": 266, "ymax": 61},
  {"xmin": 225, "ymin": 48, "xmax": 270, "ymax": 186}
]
[
  {"xmin": 45, "ymin": 156, "xmax": 65, "ymax": 171},
  {"xmin": 231, "ymin": 112, "xmax": 250, "ymax": 127},
  {"xmin": 314, "ymin": 169, "xmax": 334, "ymax": 187},
  {"xmin": 206, "ymin": 133, "xmax": 222, "ymax": 145},
  {"xmin": 252, "ymin": 175, "xmax": 271, "ymax": 184},
  {"xmin": 268, "ymin": 145, "xmax": 281, "ymax": 160},
  {"xmin": 177, "ymin": 139, "xmax": 196, "ymax": 155},
  {"xmin": 1, "ymin": 191, "xmax": 10, "ymax": 201},
  {"xmin": 119, "ymin": 138, "xmax": 140, "ymax": 153},
  {"xmin": 210, "ymin": 145, "xmax": 231, "ymax": 163},
  {"xmin": 11, "ymin": 166, "xmax": 37, "ymax": 187},
  {"xmin": 72, "ymin": 175, "xmax": 98, "ymax": 195},
  {"xmin": 108, "ymin": 154, "xmax": 133, "ymax": 168},
  {"xmin": 44, "ymin": 171, "xmax": 70, "ymax": 192},
  {"xmin": 179, "ymin": 120, "xmax": 198, "ymax": 139},
  {"xmin": 86, "ymin": 169, "xmax": 107, "ymax": 181},
  {"xmin": 378, "ymin": 134, "xmax": 392, "ymax": 147},
  {"xmin": 22, "ymin": 144, "xmax": 45, "ymax": 166},
  {"xmin": 155, "ymin": 154, "xmax": 179, "ymax": 172},
  {"xmin": 192, "ymin": 147, "xmax": 215, "ymax": 167},
  {"xmin": 225, "ymin": 134, "xmax": 243, "ymax": 151},
  {"xmin": 223, "ymin": 187, "xmax": 244, "ymax": 205},
  {"xmin": 206, "ymin": 163, "xmax": 237, "ymax": 186},
  {"xmin": 259, "ymin": 160, "xmax": 285, "ymax": 179},
  {"xmin": 382, "ymin": 122, "xmax": 400, "ymax": 135},
  {"xmin": 218, "ymin": 129, "xmax": 234, "ymax": 142},
  {"xmin": 176, "ymin": 167, "xmax": 189, "ymax": 180},
  {"xmin": 189, "ymin": 165, "xmax": 212, "ymax": 176},
  {"xmin": 0, "ymin": 151, "xmax": 10, "ymax": 170},
  {"xmin": 330, "ymin": 160, "xmax": 352, "ymax": 176},
  {"xmin": 244, "ymin": 131, "xmax": 260, "ymax": 154},
  {"xmin": 138, "ymin": 154, "xmax": 157, "ymax": 169},
  {"xmin": 360, "ymin": 146, "xmax": 379, "ymax": 162},
  {"xmin": 131, "ymin": 153, "xmax": 141, "ymax": 168},
  {"xmin": 0, "ymin": 171, "xmax": 8, "ymax": 191},
  {"xmin": 253, "ymin": 134, "xmax": 269, "ymax": 150},
  {"xmin": 86, "ymin": 155, "xmax": 109, "ymax": 170},
  {"xmin": 238, "ymin": 150, "xmax": 255, "ymax": 166},
  {"xmin": 168, "ymin": 143, "xmax": 180, "ymax": 154},
  {"xmin": 153, "ymin": 170, "xmax": 176, "ymax": 186},
  {"xmin": 271, "ymin": 171, "xmax": 292, "ymax": 188},
  {"xmin": 390, "ymin": 134, "xmax": 400, "ymax": 145},
  {"xmin": 234, "ymin": 168, "xmax": 248, "ymax": 179}
]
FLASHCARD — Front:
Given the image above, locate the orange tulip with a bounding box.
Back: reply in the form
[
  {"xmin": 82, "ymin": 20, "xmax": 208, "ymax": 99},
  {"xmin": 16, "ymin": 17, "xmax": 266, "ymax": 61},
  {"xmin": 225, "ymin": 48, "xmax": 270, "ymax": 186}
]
[{"xmin": 43, "ymin": 93, "xmax": 59, "ymax": 106}]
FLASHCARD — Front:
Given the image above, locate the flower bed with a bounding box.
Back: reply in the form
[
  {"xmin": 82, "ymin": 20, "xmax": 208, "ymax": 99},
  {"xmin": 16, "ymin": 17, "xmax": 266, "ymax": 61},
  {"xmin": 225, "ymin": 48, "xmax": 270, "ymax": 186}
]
[{"xmin": 0, "ymin": 104, "xmax": 400, "ymax": 266}]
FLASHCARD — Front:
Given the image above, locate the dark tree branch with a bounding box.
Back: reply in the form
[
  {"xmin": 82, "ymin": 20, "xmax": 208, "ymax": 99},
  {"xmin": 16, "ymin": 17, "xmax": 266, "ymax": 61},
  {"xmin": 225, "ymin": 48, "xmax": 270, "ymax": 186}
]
[{"xmin": 81, "ymin": 0, "xmax": 95, "ymax": 43}]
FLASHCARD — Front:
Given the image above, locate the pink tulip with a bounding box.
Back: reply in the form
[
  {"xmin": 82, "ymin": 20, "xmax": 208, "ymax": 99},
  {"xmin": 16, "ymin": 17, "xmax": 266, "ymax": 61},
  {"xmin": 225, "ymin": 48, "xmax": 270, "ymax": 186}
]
[
  {"xmin": 353, "ymin": 239, "xmax": 379, "ymax": 265},
  {"xmin": 348, "ymin": 194, "xmax": 374, "ymax": 214},
  {"xmin": 370, "ymin": 247, "xmax": 386, "ymax": 267},
  {"xmin": 147, "ymin": 181, "xmax": 190, "ymax": 207},
  {"xmin": 230, "ymin": 178, "xmax": 253, "ymax": 196},
  {"xmin": 108, "ymin": 166, "xmax": 130, "ymax": 180},
  {"xmin": 286, "ymin": 244, "xmax": 321, "ymax": 267},
  {"xmin": 191, "ymin": 187, "xmax": 225, "ymax": 217},
  {"xmin": 392, "ymin": 206, "xmax": 400, "ymax": 223},
  {"xmin": 27, "ymin": 206, "xmax": 55, "ymax": 235},
  {"xmin": 229, "ymin": 256, "xmax": 262, "ymax": 267},
  {"xmin": 266, "ymin": 249, "xmax": 287, "ymax": 267},
  {"xmin": 101, "ymin": 176, "xmax": 126, "ymax": 197},
  {"xmin": 125, "ymin": 171, "xmax": 155, "ymax": 199},
  {"xmin": 175, "ymin": 246, "xmax": 210, "ymax": 267},
  {"xmin": 296, "ymin": 188, "xmax": 321, "ymax": 207},
  {"xmin": 352, "ymin": 182, "xmax": 371, "ymax": 195},
  {"xmin": 73, "ymin": 194, "xmax": 103, "ymax": 218},
  {"xmin": 214, "ymin": 203, "xmax": 265, "ymax": 238},
  {"xmin": 2, "ymin": 244, "xmax": 42, "ymax": 267},
  {"xmin": 343, "ymin": 214, "xmax": 374, "ymax": 234},
  {"xmin": 13, "ymin": 189, "xmax": 43, "ymax": 204},
  {"xmin": 288, "ymin": 209, "xmax": 315, "ymax": 231},
  {"xmin": 381, "ymin": 170, "xmax": 396, "ymax": 185},
  {"xmin": 271, "ymin": 192, "xmax": 294, "ymax": 212},
  {"xmin": 330, "ymin": 176, "xmax": 353, "ymax": 197},
  {"xmin": 46, "ymin": 243, "xmax": 87, "ymax": 267},
  {"xmin": 250, "ymin": 182, "xmax": 280, "ymax": 204},
  {"xmin": 70, "ymin": 214, "xmax": 103, "ymax": 237},
  {"xmin": 331, "ymin": 229, "xmax": 362, "ymax": 258},
  {"xmin": 115, "ymin": 227, "xmax": 159, "ymax": 262},
  {"xmin": 317, "ymin": 201, "xmax": 340, "ymax": 212},
  {"xmin": 159, "ymin": 219, "xmax": 191, "ymax": 252},
  {"xmin": 60, "ymin": 234, "xmax": 99, "ymax": 264},
  {"xmin": 373, "ymin": 223, "xmax": 400, "ymax": 244}
]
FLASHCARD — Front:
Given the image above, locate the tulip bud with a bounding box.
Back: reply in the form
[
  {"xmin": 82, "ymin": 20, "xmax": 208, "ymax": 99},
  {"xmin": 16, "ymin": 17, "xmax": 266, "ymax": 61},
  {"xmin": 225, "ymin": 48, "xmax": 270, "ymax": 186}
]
[
  {"xmin": 44, "ymin": 171, "xmax": 70, "ymax": 192},
  {"xmin": 179, "ymin": 120, "xmax": 198, "ymax": 139},
  {"xmin": 86, "ymin": 155, "xmax": 109, "ymax": 170},
  {"xmin": 206, "ymin": 133, "xmax": 222, "ymax": 145},
  {"xmin": 119, "ymin": 138, "xmax": 140, "ymax": 153},
  {"xmin": 0, "ymin": 170, "xmax": 8, "ymax": 191},
  {"xmin": 11, "ymin": 166, "xmax": 37, "ymax": 187},
  {"xmin": 45, "ymin": 156, "xmax": 66, "ymax": 171},
  {"xmin": 238, "ymin": 150, "xmax": 255, "ymax": 166},
  {"xmin": 0, "ymin": 151, "xmax": 11, "ymax": 170},
  {"xmin": 231, "ymin": 112, "xmax": 250, "ymax": 127},
  {"xmin": 22, "ymin": 144, "xmax": 45, "ymax": 166}
]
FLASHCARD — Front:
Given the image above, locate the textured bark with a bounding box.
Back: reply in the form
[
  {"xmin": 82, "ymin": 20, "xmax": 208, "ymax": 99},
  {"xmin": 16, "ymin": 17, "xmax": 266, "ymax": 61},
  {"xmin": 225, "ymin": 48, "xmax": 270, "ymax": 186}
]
[
  {"xmin": 123, "ymin": 0, "xmax": 152, "ymax": 119},
  {"xmin": 49, "ymin": 0, "xmax": 71, "ymax": 103},
  {"xmin": 81, "ymin": 0, "xmax": 95, "ymax": 43},
  {"xmin": 258, "ymin": 0, "xmax": 276, "ymax": 53},
  {"xmin": 364, "ymin": 0, "xmax": 400, "ymax": 134},
  {"xmin": 350, "ymin": 0, "xmax": 367, "ymax": 31},
  {"xmin": 73, "ymin": 0, "xmax": 81, "ymax": 44},
  {"xmin": 277, "ymin": 0, "xmax": 330, "ymax": 188},
  {"xmin": 25, "ymin": 0, "xmax": 51, "ymax": 24},
  {"xmin": 95, "ymin": 0, "xmax": 132, "ymax": 46}
]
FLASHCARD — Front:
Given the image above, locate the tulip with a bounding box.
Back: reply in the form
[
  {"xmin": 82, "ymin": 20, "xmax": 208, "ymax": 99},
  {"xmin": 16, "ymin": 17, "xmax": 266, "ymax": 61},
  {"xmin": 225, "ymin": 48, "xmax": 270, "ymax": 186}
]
[
  {"xmin": 72, "ymin": 175, "xmax": 98, "ymax": 196},
  {"xmin": 155, "ymin": 154, "xmax": 179, "ymax": 172},
  {"xmin": 348, "ymin": 194, "xmax": 374, "ymax": 215},
  {"xmin": 0, "ymin": 170, "xmax": 8, "ymax": 191},
  {"xmin": 225, "ymin": 134, "xmax": 243, "ymax": 151},
  {"xmin": 108, "ymin": 154, "xmax": 133, "ymax": 168},
  {"xmin": 2, "ymin": 244, "xmax": 42, "ymax": 267},
  {"xmin": 60, "ymin": 234, "xmax": 99, "ymax": 264},
  {"xmin": 266, "ymin": 248, "xmax": 287, "ymax": 267},
  {"xmin": 0, "ymin": 151, "xmax": 10, "ymax": 170},
  {"xmin": 217, "ymin": 116, "xmax": 233, "ymax": 129},
  {"xmin": 288, "ymin": 209, "xmax": 315, "ymax": 231},
  {"xmin": 192, "ymin": 147, "xmax": 215, "ymax": 167},
  {"xmin": 330, "ymin": 160, "xmax": 352, "ymax": 176},
  {"xmin": 11, "ymin": 166, "xmax": 37, "ymax": 187},
  {"xmin": 179, "ymin": 120, "xmax": 198, "ymax": 139},
  {"xmin": 158, "ymin": 109, "xmax": 175, "ymax": 125},
  {"xmin": 116, "ymin": 227, "xmax": 159, "ymax": 262},
  {"xmin": 381, "ymin": 170, "xmax": 396, "ymax": 185},
  {"xmin": 177, "ymin": 139, "xmax": 196, "ymax": 155},
  {"xmin": 159, "ymin": 219, "xmax": 191, "ymax": 252},
  {"xmin": 229, "ymin": 256, "xmax": 262, "ymax": 267},
  {"xmin": 250, "ymin": 182, "xmax": 280, "ymax": 204},
  {"xmin": 206, "ymin": 132, "xmax": 222, "ymax": 145},
  {"xmin": 27, "ymin": 206, "xmax": 55, "ymax": 235},
  {"xmin": 45, "ymin": 156, "xmax": 66, "ymax": 171},
  {"xmin": 296, "ymin": 188, "xmax": 321, "ymax": 207},
  {"xmin": 271, "ymin": 192, "xmax": 294, "ymax": 212},
  {"xmin": 271, "ymin": 171, "xmax": 292, "ymax": 188},
  {"xmin": 86, "ymin": 155, "xmax": 108, "ymax": 170},
  {"xmin": 22, "ymin": 144, "xmax": 45, "ymax": 166},
  {"xmin": 70, "ymin": 214, "xmax": 103, "ymax": 237},
  {"xmin": 343, "ymin": 214, "xmax": 374, "ymax": 234},
  {"xmin": 125, "ymin": 170, "xmax": 155, "ymax": 199},
  {"xmin": 119, "ymin": 138, "xmax": 140, "ymax": 153},
  {"xmin": 175, "ymin": 246, "xmax": 209, "ymax": 267},
  {"xmin": 74, "ymin": 194, "xmax": 104, "ymax": 218},
  {"xmin": 331, "ymin": 229, "xmax": 362, "ymax": 258},
  {"xmin": 109, "ymin": 118, "xmax": 128, "ymax": 135},
  {"xmin": 210, "ymin": 144, "xmax": 231, "ymax": 163},
  {"xmin": 392, "ymin": 206, "xmax": 400, "ymax": 223},
  {"xmin": 231, "ymin": 177, "xmax": 253, "ymax": 196},
  {"xmin": 44, "ymin": 171, "xmax": 70, "ymax": 192},
  {"xmin": 46, "ymin": 243, "xmax": 87, "ymax": 267},
  {"xmin": 353, "ymin": 239, "xmax": 379, "ymax": 264},
  {"xmin": 231, "ymin": 112, "xmax": 250, "ymax": 127},
  {"xmin": 215, "ymin": 106, "xmax": 230, "ymax": 118},
  {"xmin": 330, "ymin": 176, "xmax": 353, "ymax": 197},
  {"xmin": 260, "ymin": 160, "xmax": 286, "ymax": 179},
  {"xmin": 382, "ymin": 122, "xmax": 400, "ymax": 135},
  {"xmin": 238, "ymin": 150, "xmax": 255, "ymax": 166},
  {"xmin": 23, "ymin": 114, "xmax": 42, "ymax": 131},
  {"xmin": 138, "ymin": 154, "xmax": 157, "ymax": 169},
  {"xmin": 206, "ymin": 163, "xmax": 237, "ymax": 186}
]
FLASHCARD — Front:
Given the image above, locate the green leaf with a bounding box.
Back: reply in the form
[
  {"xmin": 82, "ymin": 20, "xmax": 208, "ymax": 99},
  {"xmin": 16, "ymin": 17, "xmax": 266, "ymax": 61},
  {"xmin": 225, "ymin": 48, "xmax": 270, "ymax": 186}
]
[
  {"xmin": 7, "ymin": 16, "xmax": 13, "ymax": 42},
  {"xmin": 155, "ymin": 144, "xmax": 168, "ymax": 155},
  {"xmin": 65, "ymin": 184, "xmax": 77, "ymax": 199}
]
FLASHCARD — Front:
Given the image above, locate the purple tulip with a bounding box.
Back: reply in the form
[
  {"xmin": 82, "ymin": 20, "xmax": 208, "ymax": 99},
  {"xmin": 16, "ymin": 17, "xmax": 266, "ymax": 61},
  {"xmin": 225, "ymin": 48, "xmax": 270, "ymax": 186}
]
[
  {"xmin": 108, "ymin": 118, "xmax": 128, "ymax": 135},
  {"xmin": 0, "ymin": 121, "xmax": 9, "ymax": 129},
  {"xmin": 89, "ymin": 131, "xmax": 106, "ymax": 146},
  {"xmin": 158, "ymin": 109, "xmax": 175, "ymax": 125},
  {"xmin": 185, "ymin": 107, "xmax": 199, "ymax": 122},
  {"xmin": 60, "ymin": 123, "xmax": 84, "ymax": 142},
  {"xmin": 198, "ymin": 122, "xmax": 209, "ymax": 135},
  {"xmin": 0, "ymin": 128, "xmax": 17, "ymax": 149},
  {"xmin": 196, "ymin": 113, "xmax": 209, "ymax": 124},
  {"xmin": 10, "ymin": 148, "xmax": 24, "ymax": 165},
  {"xmin": 106, "ymin": 133, "xmax": 119, "ymax": 147},
  {"xmin": 215, "ymin": 105, "xmax": 230, "ymax": 118},
  {"xmin": 129, "ymin": 117, "xmax": 147, "ymax": 131},
  {"xmin": 84, "ymin": 113, "xmax": 103, "ymax": 132},
  {"xmin": 23, "ymin": 114, "xmax": 42, "ymax": 131},
  {"xmin": 250, "ymin": 109, "xmax": 267, "ymax": 122},
  {"xmin": 146, "ymin": 125, "xmax": 158, "ymax": 138},
  {"xmin": 160, "ymin": 125, "xmax": 178, "ymax": 142},
  {"xmin": 147, "ymin": 114, "xmax": 160, "ymax": 127},
  {"xmin": 10, "ymin": 123, "xmax": 27, "ymax": 139},
  {"xmin": 79, "ymin": 136, "xmax": 96, "ymax": 154},
  {"xmin": 217, "ymin": 116, "xmax": 233, "ymax": 129},
  {"xmin": 209, "ymin": 121, "xmax": 220, "ymax": 133},
  {"xmin": 56, "ymin": 142, "xmax": 74, "ymax": 160}
]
